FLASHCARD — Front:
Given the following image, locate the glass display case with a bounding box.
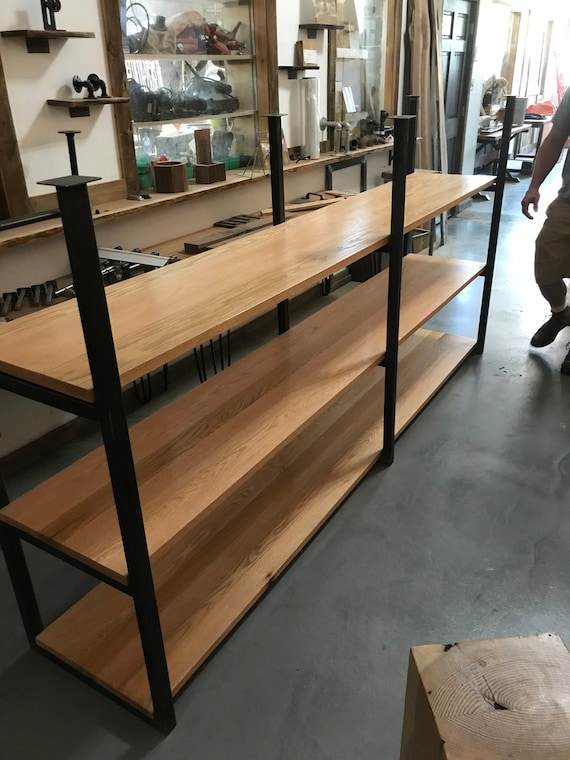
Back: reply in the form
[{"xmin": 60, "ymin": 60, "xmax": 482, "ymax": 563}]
[{"xmin": 120, "ymin": 1, "xmax": 257, "ymax": 186}]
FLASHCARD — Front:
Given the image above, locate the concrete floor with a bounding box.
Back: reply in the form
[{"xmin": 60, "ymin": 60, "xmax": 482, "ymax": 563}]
[{"xmin": 2, "ymin": 164, "xmax": 570, "ymax": 759}]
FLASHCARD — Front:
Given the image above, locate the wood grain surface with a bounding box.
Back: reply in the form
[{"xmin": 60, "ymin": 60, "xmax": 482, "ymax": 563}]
[
  {"xmin": 401, "ymin": 633, "xmax": 570, "ymax": 760},
  {"xmin": 0, "ymin": 173, "xmax": 492, "ymax": 400},
  {"xmin": 0, "ymin": 255, "xmax": 483, "ymax": 581},
  {"xmin": 35, "ymin": 329, "xmax": 474, "ymax": 714}
]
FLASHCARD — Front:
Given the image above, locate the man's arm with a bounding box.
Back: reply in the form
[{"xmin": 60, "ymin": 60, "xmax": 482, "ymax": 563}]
[{"xmin": 521, "ymin": 125, "xmax": 568, "ymax": 218}]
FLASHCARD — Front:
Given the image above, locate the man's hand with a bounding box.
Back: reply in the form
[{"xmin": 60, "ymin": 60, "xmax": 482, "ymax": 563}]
[{"xmin": 522, "ymin": 187, "xmax": 540, "ymax": 219}]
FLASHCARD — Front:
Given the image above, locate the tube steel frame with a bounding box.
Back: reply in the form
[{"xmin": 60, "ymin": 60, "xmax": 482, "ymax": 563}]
[
  {"xmin": 0, "ymin": 175, "xmax": 176, "ymax": 733},
  {"xmin": 268, "ymin": 114, "xmax": 290, "ymax": 334}
]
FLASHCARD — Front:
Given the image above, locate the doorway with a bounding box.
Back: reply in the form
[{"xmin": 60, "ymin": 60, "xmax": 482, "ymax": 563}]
[{"xmin": 442, "ymin": 0, "xmax": 477, "ymax": 173}]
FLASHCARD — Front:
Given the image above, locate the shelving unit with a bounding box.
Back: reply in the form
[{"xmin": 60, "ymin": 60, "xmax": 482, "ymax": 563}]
[
  {"xmin": 0, "ymin": 29, "xmax": 95, "ymax": 53},
  {"xmin": 0, "ymin": 103, "xmax": 513, "ymax": 731},
  {"xmin": 121, "ymin": 0, "xmax": 258, "ymax": 175},
  {"xmin": 132, "ymin": 108, "xmax": 256, "ymax": 129},
  {"xmin": 124, "ymin": 54, "xmax": 253, "ymax": 62}
]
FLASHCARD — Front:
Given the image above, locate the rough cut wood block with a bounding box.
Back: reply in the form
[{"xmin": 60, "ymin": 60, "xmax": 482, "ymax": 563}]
[
  {"xmin": 195, "ymin": 162, "xmax": 226, "ymax": 184},
  {"xmin": 400, "ymin": 633, "xmax": 570, "ymax": 760}
]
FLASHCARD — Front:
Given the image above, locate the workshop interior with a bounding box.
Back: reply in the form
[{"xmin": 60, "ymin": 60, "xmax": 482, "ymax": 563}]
[{"xmin": 1, "ymin": 0, "xmax": 570, "ymax": 756}]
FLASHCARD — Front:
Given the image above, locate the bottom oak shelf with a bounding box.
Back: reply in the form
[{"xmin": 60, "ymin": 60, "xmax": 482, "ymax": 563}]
[{"xmin": 36, "ymin": 329, "xmax": 475, "ymax": 718}]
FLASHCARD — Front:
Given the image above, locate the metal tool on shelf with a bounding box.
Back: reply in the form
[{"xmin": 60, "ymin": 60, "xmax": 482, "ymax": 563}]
[{"xmin": 41, "ymin": 0, "xmax": 61, "ymax": 31}]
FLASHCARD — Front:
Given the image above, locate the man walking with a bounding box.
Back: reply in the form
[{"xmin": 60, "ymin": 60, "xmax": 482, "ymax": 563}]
[{"xmin": 522, "ymin": 88, "xmax": 570, "ymax": 371}]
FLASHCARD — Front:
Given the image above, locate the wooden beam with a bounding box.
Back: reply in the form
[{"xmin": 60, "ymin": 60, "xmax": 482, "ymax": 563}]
[
  {"xmin": 385, "ymin": 0, "xmax": 403, "ymax": 115},
  {"xmin": 99, "ymin": 0, "xmax": 138, "ymax": 196},
  {"xmin": 253, "ymin": 0, "xmax": 279, "ymax": 130},
  {"xmin": 29, "ymin": 179, "xmax": 128, "ymax": 214},
  {"xmin": 0, "ymin": 52, "xmax": 31, "ymax": 218}
]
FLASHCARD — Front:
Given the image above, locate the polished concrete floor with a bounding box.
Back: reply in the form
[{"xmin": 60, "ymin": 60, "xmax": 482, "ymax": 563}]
[{"xmin": 2, "ymin": 164, "xmax": 570, "ymax": 759}]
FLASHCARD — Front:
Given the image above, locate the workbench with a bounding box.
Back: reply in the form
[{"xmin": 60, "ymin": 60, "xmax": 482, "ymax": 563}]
[
  {"xmin": 476, "ymin": 124, "xmax": 528, "ymax": 179},
  {"xmin": 0, "ymin": 170, "xmax": 495, "ymax": 729}
]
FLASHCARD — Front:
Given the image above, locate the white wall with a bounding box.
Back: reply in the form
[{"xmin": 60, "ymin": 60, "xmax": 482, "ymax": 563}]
[
  {"xmin": 0, "ymin": 1, "xmax": 121, "ymax": 196},
  {"xmin": 277, "ymin": 0, "xmax": 329, "ymax": 148}
]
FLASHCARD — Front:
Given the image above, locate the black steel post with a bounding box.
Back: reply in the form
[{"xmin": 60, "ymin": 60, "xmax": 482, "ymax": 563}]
[
  {"xmin": 0, "ymin": 475, "xmax": 44, "ymax": 643},
  {"xmin": 0, "ymin": 525, "xmax": 44, "ymax": 643},
  {"xmin": 38, "ymin": 174, "xmax": 175, "ymax": 732},
  {"xmin": 59, "ymin": 131, "xmax": 81, "ymax": 175},
  {"xmin": 404, "ymin": 95, "xmax": 419, "ymax": 174},
  {"xmin": 267, "ymin": 114, "xmax": 290, "ymax": 334},
  {"xmin": 473, "ymin": 95, "xmax": 515, "ymax": 355},
  {"xmin": 379, "ymin": 117, "xmax": 415, "ymax": 466}
]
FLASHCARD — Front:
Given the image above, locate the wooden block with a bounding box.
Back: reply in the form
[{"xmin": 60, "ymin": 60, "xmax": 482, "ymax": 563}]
[
  {"xmin": 260, "ymin": 198, "xmax": 343, "ymax": 215},
  {"xmin": 152, "ymin": 162, "xmax": 188, "ymax": 193},
  {"xmin": 400, "ymin": 633, "xmax": 570, "ymax": 760},
  {"xmin": 183, "ymin": 215, "xmax": 275, "ymax": 254},
  {"xmin": 194, "ymin": 128, "xmax": 212, "ymax": 165},
  {"xmin": 195, "ymin": 163, "xmax": 226, "ymax": 185}
]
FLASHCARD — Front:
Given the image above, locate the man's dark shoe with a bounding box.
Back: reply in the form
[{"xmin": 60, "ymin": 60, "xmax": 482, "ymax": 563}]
[
  {"xmin": 562, "ymin": 351, "xmax": 570, "ymax": 375},
  {"xmin": 531, "ymin": 306, "xmax": 570, "ymax": 347}
]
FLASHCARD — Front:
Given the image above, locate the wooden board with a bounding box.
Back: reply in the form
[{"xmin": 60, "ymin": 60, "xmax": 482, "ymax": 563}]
[
  {"xmin": 0, "ymin": 173, "xmax": 493, "ymax": 400},
  {"xmin": 0, "ymin": 144, "xmax": 392, "ymax": 250},
  {"xmin": 35, "ymin": 329, "xmax": 475, "ymax": 716},
  {"xmin": 0, "ymin": 255, "xmax": 483, "ymax": 582},
  {"xmin": 260, "ymin": 197, "xmax": 343, "ymax": 214},
  {"xmin": 0, "ymin": 52, "xmax": 31, "ymax": 218},
  {"xmin": 99, "ymin": 0, "xmax": 139, "ymax": 195},
  {"xmin": 182, "ymin": 215, "xmax": 275, "ymax": 253}
]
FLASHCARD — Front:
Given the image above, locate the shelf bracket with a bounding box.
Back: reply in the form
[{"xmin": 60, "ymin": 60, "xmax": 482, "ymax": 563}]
[{"xmin": 26, "ymin": 36, "xmax": 50, "ymax": 53}]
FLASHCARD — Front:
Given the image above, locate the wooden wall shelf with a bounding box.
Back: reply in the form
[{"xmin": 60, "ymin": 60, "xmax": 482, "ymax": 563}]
[
  {"xmin": 299, "ymin": 23, "xmax": 344, "ymax": 39},
  {"xmin": 1, "ymin": 29, "xmax": 95, "ymax": 53},
  {"xmin": 47, "ymin": 97, "xmax": 129, "ymax": 118},
  {"xmin": 279, "ymin": 65, "xmax": 320, "ymax": 80},
  {"xmin": 0, "ymin": 143, "xmax": 393, "ymax": 252}
]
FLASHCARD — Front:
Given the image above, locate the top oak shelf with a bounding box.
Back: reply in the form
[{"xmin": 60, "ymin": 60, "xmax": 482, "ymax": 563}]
[
  {"xmin": 0, "ymin": 173, "xmax": 493, "ymax": 402},
  {"xmin": 0, "ymin": 29, "xmax": 95, "ymax": 53}
]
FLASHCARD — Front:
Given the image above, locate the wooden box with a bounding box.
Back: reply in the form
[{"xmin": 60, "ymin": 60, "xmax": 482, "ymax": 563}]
[
  {"xmin": 153, "ymin": 161, "xmax": 188, "ymax": 193},
  {"xmin": 195, "ymin": 162, "xmax": 227, "ymax": 185}
]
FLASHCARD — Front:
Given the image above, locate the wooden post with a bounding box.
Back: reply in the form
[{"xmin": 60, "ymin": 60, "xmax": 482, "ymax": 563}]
[
  {"xmin": 99, "ymin": 0, "xmax": 139, "ymax": 196},
  {"xmin": 194, "ymin": 129, "xmax": 226, "ymax": 184},
  {"xmin": 326, "ymin": 28, "xmax": 338, "ymax": 150},
  {"xmin": 253, "ymin": 0, "xmax": 279, "ymax": 131},
  {"xmin": 400, "ymin": 633, "xmax": 570, "ymax": 760},
  {"xmin": 195, "ymin": 129, "xmax": 213, "ymax": 165},
  {"xmin": 0, "ymin": 54, "xmax": 31, "ymax": 218}
]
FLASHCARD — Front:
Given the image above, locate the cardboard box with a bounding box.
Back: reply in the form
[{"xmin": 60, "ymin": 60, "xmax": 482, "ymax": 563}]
[{"xmin": 295, "ymin": 40, "xmax": 318, "ymax": 68}]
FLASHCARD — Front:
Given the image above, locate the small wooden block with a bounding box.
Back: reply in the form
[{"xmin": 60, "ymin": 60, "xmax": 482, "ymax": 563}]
[
  {"xmin": 195, "ymin": 163, "xmax": 226, "ymax": 185},
  {"xmin": 153, "ymin": 161, "xmax": 188, "ymax": 193},
  {"xmin": 400, "ymin": 633, "xmax": 570, "ymax": 760}
]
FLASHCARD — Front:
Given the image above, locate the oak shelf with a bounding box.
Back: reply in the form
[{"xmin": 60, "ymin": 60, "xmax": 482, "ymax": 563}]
[
  {"xmin": 0, "ymin": 255, "xmax": 483, "ymax": 583},
  {"xmin": 35, "ymin": 328, "xmax": 474, "ymax": 715},
  {"xmin": 0, "ymin": 173, "xmax": 491, "ymax": 401}
]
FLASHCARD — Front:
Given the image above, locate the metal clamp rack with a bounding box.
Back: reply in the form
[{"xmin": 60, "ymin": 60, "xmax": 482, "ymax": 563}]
[{"xmin": 0, "ymin": 101, "xmax": 512, "ymax": 733}]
